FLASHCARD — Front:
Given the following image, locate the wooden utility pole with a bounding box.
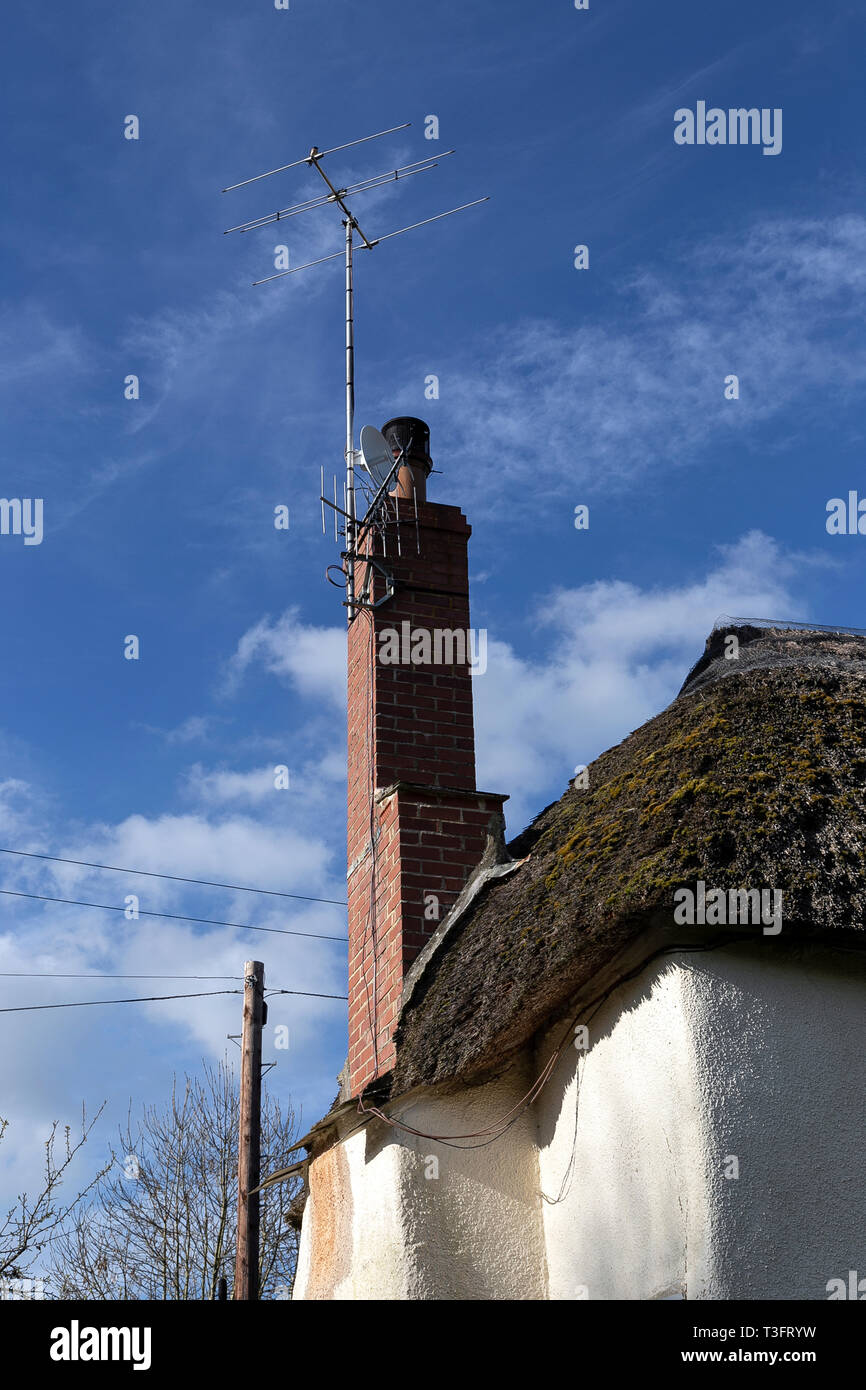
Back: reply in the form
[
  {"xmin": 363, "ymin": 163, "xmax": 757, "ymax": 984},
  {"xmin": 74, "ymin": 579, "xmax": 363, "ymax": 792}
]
[{"xmin": 234, "ymin": 959, "xmax": 264, "ymax": 1300}]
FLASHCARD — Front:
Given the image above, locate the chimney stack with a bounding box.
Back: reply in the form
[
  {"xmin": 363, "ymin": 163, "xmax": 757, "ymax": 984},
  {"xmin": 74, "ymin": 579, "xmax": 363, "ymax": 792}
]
[{"xmin": 346, "ymin": 419, "xmax": 506, "ymax": 1095}]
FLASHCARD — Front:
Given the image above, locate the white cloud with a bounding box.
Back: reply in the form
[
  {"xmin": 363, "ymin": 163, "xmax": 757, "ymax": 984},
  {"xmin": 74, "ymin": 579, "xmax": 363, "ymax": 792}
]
[
  {"xmin": 224, "ymin": 607, "xmax": 346, "ymax": 709},
  {"xmin": 183, "ymin": 764, "xmax": 282, "ymax": 806},
  {"xmin": 61, "ymin": 811, "xmax": 340, "ymax": 904},
  {"xmin": 180, "ymin": 748, "xmax": 346, "ymax": 820},
  {"xmin": 474, "ymin": 531, "xmax": 807, "ymax": 831},
  {"xmin": 0, "ymin": 778, "xmax": 39, "ymax": 836},
  {"xmin": 0, "ymin": 783, "xmax": 348, "ymax": 1218}
]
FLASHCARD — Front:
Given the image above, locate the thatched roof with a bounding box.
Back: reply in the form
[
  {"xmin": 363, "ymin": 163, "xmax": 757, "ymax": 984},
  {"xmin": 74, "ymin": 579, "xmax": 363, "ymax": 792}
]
[{"xmin": 391, "ymin": 624, "xmax": 866, "ymax": 1095}]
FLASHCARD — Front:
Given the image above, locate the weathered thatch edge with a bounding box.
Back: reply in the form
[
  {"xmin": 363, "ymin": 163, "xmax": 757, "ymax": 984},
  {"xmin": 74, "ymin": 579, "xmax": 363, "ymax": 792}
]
[
  {"xmin": 401, "ymin": 857, "xmax": 527, "ymax": 1015},
  {"xmin": 392, "ymin": 645, "xmax": 866, "ymax": 1094},
  {"xmin": 285, "ymin": 916, "xmax": 866, "ymax": 1177}
]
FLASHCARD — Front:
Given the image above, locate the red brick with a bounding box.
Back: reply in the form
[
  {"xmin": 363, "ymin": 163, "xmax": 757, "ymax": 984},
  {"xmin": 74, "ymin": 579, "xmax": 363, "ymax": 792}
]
[{"xmin": 345, "ymin": 490, "xmax": 503, "ymax": 1095}]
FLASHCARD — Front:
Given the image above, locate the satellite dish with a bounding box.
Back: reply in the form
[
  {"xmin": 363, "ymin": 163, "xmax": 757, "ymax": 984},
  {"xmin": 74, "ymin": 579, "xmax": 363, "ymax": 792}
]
[{"xmin": 359, "ymin": 425, "xmax": 397, "ymax": 490}]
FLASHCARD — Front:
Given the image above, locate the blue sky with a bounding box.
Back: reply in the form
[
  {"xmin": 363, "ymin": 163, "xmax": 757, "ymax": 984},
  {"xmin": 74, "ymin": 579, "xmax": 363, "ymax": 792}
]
[{"xmin": 1, "ymin": 0, "xmax": 864, "ymax": 1237}]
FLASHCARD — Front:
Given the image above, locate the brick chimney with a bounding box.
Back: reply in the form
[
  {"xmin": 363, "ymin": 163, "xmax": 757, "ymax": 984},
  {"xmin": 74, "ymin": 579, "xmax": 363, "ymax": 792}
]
[{"xmin": 346, "ymin": 418, "xmax": 507, "ymax": 1096}]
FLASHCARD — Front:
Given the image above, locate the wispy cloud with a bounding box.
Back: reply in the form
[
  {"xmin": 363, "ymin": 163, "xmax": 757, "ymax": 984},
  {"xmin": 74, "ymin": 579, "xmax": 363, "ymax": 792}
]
[
  {"xmin": 0, "ymin": 302, "xmax": 91, "ymax": 394},
  {"xmin": 395, "ymin": 214, "xmax": 866, "ymax": 513},
  {"xmin": 138, "ymin": 714, "xmax": 222, "ymax": 746}
]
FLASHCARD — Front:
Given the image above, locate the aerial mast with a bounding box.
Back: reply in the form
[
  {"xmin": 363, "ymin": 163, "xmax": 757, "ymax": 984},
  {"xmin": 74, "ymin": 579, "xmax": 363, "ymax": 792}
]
[{"xmin": 223, "ymin": 123, "xmax": 488, "ymax": 620}]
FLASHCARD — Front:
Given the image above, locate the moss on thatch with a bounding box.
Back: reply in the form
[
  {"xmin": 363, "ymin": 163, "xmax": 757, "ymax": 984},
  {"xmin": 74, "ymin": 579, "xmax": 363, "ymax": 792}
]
[{"xmin": 392, "ymin": 627, "xmax": 866, "ymax": 1095}]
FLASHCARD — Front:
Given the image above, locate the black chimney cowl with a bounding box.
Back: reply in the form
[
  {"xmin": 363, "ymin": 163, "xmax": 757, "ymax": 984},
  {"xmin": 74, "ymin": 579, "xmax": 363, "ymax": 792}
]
[{"xmin": 382, "ymin": 417, "xmax": 433, "ymax": 475}]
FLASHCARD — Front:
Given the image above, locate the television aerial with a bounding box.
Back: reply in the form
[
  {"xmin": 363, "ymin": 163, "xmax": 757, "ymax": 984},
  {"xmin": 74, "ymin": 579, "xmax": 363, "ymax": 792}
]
[{"xmin": 222, "ymin": 122, "xmax": 488, "ymax": 619}]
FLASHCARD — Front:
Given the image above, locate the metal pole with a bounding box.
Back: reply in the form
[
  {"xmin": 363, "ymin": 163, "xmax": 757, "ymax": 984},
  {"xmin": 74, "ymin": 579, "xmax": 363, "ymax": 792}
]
[{"xmin": 345, "ymin": 217, "xmax": 356, "ymax": 621}]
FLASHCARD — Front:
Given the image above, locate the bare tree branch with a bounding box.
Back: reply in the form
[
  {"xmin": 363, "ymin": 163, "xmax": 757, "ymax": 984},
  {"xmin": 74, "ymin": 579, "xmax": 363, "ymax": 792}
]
[
  {"xmin": 0, "ymin": 1103, "xmax": 111, "ymax": 1280},
  {"xmin": 50, "ymin": 1059, "xmax": 301, "ymax": 1300}
]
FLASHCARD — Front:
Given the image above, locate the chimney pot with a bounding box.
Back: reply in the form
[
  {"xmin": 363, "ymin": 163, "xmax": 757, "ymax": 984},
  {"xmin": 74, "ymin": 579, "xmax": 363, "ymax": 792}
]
[{"xmin": 383, "ymin": 416, "xmax": 433, "ymax": 504}]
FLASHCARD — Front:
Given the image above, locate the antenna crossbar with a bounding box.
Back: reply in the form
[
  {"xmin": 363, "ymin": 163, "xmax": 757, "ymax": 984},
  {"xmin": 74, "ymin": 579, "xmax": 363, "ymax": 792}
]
[
  {"xmin": 224, "ymin": 154, "xmax": 454, "ymax": 236},
  {"xmin": 221, "ymin": 122, "xmax": 412, "ymax": 192},
  {"xmin": 308, "ymin": 157, "xmax": 374, "ymax": 248}
]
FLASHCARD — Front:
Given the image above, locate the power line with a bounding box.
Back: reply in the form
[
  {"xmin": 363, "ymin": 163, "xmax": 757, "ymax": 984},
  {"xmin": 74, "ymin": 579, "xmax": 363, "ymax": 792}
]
[
  {"xmin": 0, "ymin": 972, "xmax": 241, "ymax": 981},
  {"xmin": 0, "ymin": 985, "xmax": 350, "ymax": 1014},
  {"xmin": 0, "ymin": 888, "xmax": 347, "ymax": 942},
  {"xmin": 0, "ymin": 972, "xmax": 346, "ymax": 996},
  {"xmin": 0, "ymin": 847, "xmax": 348, "ymax": 907},
  {"xmin": 0, "ymin": 989, "xmax": 240, "ymax": 1013},
  {"xmin": 266, "ymin": 988, "xmax": 348, "ymax": 1001}
]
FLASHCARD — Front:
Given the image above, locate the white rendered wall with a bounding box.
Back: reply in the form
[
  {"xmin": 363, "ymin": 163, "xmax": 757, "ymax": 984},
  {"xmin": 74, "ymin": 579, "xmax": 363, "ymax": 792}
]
[
  {"xmin": 536, "ymin": 942, "xmax": 866, "ymax": 1300},
  {"xmin": 685, "ymin": 942, "xmax": 866, "ymax": 1299},
  {"xmin": 390, "ymin": 1069, "xmax": 548, "ymax": 1300},
  {"xmin": 535, "ymin": 959, "xmax": 712, "ymax": 1300},
  {"xmin": 296, "ymin": 943, "xmax": 866, "ymax": 1300},
  {"xmin": 294, "ymin": 1064, "xmax": 547, "ymax": 1300},
  {"xmin": 293, "ymin": 1122, "xmax": 409, "ymax": 1300}
]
